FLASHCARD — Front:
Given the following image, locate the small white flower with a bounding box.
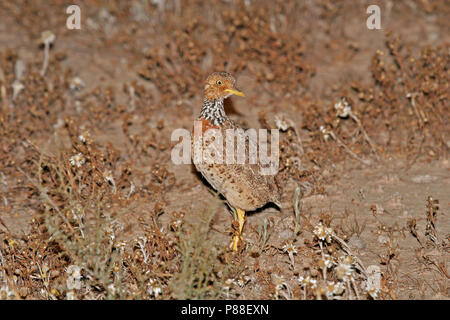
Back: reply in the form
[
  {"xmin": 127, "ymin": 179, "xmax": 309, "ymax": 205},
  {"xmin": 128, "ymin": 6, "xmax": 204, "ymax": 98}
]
[
  {"xmin": 69, "ymin": 153, "xmax": 85, "ymax": 168},
  {"xmin": 153, "ymin": 287, "xmax": 162, "ymax": 297},
  {"xmin": 275, "ymin": 115, "xmax": 291, "ymax": 131},
  {"xmin": 69, "ymin": 77, "xmax": 85, "ymax": 91},
  {"xmin": 272, "ymin": 274, "xmax": 292, "ymax": 300},
  {"xmin": 39, "ymin": 30, "xmax": 55, "ymax": 76},
  {"xmin": 282, "ymin": 243, "xmax": 297, "ymax": 255},
  {"xmin": 282, "ymin": 242, "xmax": 297, "ymax": 267},
  {"xmin": 147, "ymin": 278, "xmax": 162, "ymax": 298},
  {"xmin": 325, "ymin": 281, "xmax": 336, "ymax": 299},
  {"xmin": 333, "ymin": 281, "xmax": 346, "ymax": 295},
  {"xmin": 334, "ymin": 97, "xmax": 352, "ymax": 118},
  {"xmin": 272, "ymin": 274, "xmax": 286, "ymax": 291},
  {"xmin": 78, "ymin": 131, "xmax": 90, "ymax": 144},
  {"xmin": 223, "ymin": 278, "xmax": 235, "ymax": 290},
  {"xmin": 115, "ymin": 241, "xmax": 127, "ymax": 251},
  {"xmin": 319, "ymin": 254, "xmax": 335, "ymax": 270},
  {"xmin": 298, "ymin": 275, "xmax": 317, "ymax": 289},
  {"xmin": 313, "ymin": 222, "xmax": 333, "ymax": 243},
  {"xmin": 319, "ymin": 125, "xmax": 330, "ymax": 141},
  {"xmin": 298, "ymin": 276, "xmax": 309, "ymax": 287},
  {"xmin": 366, "ymin": 285, "xmax": 379, "ymax": 299},
  {"xmin": 336, "ymin": 261, "xmax": 353, "ymax": 281},
  {"xmin": 41, "ymin": 30, "xmax": 55, "ymax": 45},
  {"xmin": 222, "ymin": 279, "xmax": 235, "ymax": 298},
  {"xmin": 323, "ymin": 281, "xmax": 346, "ymax": 298}
]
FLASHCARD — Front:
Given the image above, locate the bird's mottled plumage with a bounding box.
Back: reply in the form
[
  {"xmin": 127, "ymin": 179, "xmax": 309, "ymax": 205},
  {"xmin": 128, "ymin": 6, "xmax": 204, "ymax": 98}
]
[
  {"xmin": 192, "ymin": 72, "xmax": 280, "ymax": 250},
  {"xmin": 194, "ymin": 118, "xmax": 280, "ymax": 211}
]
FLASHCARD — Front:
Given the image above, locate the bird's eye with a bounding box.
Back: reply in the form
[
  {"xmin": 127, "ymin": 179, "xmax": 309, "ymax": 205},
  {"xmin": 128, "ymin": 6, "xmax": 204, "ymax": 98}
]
[{"xmin": 216, "ymin": 80, "xmax": 222, "ymax": 85}]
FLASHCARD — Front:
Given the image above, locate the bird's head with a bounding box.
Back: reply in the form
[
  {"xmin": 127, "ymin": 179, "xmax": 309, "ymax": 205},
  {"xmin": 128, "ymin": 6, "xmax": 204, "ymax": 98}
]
[{"xmin": 203, "ymin": 72, "xmax": 245, "ymax": 101}]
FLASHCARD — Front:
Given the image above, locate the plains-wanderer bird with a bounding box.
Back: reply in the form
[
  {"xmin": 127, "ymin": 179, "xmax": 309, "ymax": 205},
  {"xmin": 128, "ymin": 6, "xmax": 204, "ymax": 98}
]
[{"xmin": 192, "ymin": 72, "xmax": 281, "ymax": 251}]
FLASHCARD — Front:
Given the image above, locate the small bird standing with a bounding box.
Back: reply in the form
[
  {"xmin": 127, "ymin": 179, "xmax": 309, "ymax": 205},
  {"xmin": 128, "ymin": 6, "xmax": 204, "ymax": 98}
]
[{"xmin": 193, "ymin": 72, "xmax": 280, "ymax": 251}]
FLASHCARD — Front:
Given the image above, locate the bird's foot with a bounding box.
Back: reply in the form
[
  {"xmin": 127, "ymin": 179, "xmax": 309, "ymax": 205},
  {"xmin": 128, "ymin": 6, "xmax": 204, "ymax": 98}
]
[
  {"xmin": 230, "ymin": 234, "xmax": 244, "ymax": 251},
  {"xmin": 229, "ymin": 208, "xmax": 246, "ymax": 251}
]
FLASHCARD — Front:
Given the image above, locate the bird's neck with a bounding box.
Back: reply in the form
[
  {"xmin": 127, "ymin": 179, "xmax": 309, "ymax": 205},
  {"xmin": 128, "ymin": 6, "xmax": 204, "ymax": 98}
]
[{"xmin": 199, "ymin": 98, "xmax": 228, "ymax": 125}]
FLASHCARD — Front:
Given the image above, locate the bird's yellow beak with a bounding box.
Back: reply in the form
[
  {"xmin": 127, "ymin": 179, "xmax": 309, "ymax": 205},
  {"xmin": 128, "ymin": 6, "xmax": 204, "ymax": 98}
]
[{"xmin": 225, "ymin": 88, "xmax": 245, "ymax": 97}]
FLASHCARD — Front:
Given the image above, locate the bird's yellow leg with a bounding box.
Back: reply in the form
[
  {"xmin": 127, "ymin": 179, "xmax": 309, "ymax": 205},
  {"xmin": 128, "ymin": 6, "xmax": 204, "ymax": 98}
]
[
  {"xmin": 237, "ymin": 208, "xmax": 245, "ymax": 234},
  {"xmin": 231, "ymin": 208, "xmax": 246, "ymax": 251}
]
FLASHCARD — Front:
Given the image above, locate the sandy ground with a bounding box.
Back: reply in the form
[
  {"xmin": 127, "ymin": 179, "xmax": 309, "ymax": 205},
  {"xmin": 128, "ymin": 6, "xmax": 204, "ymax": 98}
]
[{"xmin": 0, "ymin": 1, "xmax": 448, "ymax": 300}]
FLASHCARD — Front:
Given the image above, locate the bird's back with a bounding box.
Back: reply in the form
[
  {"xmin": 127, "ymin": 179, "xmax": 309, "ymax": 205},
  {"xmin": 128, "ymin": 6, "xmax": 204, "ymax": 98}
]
[{"xmin": 193, "ymin": 118, "xmax": 280, "ymax": 211}]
